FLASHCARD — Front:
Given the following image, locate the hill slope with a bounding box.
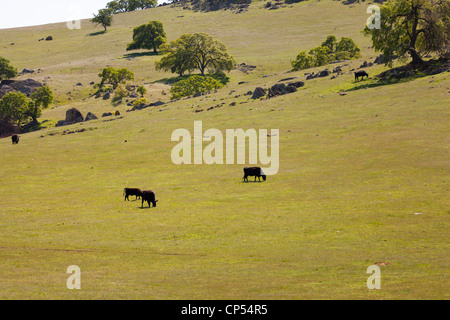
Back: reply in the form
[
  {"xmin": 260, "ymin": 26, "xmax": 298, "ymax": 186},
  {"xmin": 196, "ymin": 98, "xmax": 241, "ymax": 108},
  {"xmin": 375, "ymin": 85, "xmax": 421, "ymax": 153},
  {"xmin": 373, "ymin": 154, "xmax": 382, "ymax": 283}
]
[{"xmin": 0, "ymin": 1, "xmax": 449, "ymax": 299}]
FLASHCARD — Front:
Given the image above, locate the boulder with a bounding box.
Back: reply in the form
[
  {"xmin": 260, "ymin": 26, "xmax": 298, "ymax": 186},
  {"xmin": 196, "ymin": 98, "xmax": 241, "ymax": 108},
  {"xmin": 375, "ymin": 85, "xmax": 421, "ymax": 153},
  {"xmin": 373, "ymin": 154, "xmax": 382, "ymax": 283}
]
[
  {"xmin": 288, "ymin": 81, "xmax": 304, "ymax": 88},
  {"xmin": 65, "ymin": 108, "xmax": 84, "ymax": 124},
  {"xmin": 318, "ymin": 70, "xmax": 331, "ymax": 77},
  {"xmin": 55, "ymin": 120, "xmax": 67, "ymax": 127},
  {"xmin": 268, "ymin": 83, "xmax": 297, "ymax": 98},
  {"xmin": 85, "ymin": 112, "xmax": 98, "ymax": 121},
  {"xmin": 115, "ymin": 111, "xmax": 121, "ymax": 116},
  {"xmin": 102, "ymin": 112, "xmax": 113, "ymax": 117},
  {"xmin": 45, "ymin": 36, "xmax": 53, "ymax": 41},
  {"xmin": 149, "ymin": 101, "xmax": 165, "ymax": 107},
  {"xmin": 21, "ymin": 68, "xmax": 35, "ymax": 74},
  {"xmin": 0, "ymin": 79, "xmax": 43, "ymax": 99},
  {"xmin": 252, "ymin": 87, "xmax": 266, "ymax": 99}
]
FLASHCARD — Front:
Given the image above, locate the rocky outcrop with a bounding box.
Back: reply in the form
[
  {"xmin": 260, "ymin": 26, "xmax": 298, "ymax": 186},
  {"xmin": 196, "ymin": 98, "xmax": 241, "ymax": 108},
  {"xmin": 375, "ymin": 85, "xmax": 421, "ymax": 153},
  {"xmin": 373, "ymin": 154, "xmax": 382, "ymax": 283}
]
[{"xmin": 0, "ymin": 79, "xmax": 43, "ymax": 99}]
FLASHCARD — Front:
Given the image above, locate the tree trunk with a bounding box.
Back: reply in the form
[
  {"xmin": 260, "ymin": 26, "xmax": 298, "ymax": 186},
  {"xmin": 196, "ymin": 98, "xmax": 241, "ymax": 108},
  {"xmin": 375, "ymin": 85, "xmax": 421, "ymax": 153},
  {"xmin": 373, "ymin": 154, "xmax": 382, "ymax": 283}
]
[{"xmin": 409, "ymin": 48, "xmax": 424, "ymax": 65}]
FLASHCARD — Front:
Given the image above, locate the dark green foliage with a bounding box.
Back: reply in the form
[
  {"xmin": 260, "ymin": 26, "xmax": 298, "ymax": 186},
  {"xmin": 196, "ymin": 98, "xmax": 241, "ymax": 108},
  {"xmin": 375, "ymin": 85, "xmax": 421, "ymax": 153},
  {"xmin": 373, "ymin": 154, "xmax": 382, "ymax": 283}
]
[
  {"xmin": 363, "ymin": 0, "xmax": 450, "ymax": 66},
  {"xmin": 170, "ymin": 75, "xmax": 224, "ymax": 99},
  {"xmin": 291, "ymin": 35, "xmax": 361, "ymax": 71},
  {"xmin": 0, "ymin": 57, "xmax": 18, "ymax": 81},
  {"xmin": 106, "ymin": 0, "xmax": 157, "ymax": 13},
  {"xmin": 98, "ymin": 67, "xmax": 135, "ymax": 90},
  {"xmin": 156, "ymin": 33, "xmax": 236, "ymax": 76},
  {"xmin": 127, "ymin": 21, "xmax": 167, "ymax": 53},
  {"xmin": 91, "ymin": 8, "xmax": 113, "ymax": 32}
]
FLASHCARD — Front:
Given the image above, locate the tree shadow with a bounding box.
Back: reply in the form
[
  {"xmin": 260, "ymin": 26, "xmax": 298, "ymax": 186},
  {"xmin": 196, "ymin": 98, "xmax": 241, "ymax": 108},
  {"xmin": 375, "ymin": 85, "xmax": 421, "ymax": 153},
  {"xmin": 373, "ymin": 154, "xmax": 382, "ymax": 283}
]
[
  {"xmin": 153, "ymin": 74, "xmax": 191, "ymax": 85},
  {"xmin": 87, "ymin": 30, "xmax": 107, "ymax": 37},
  {"xmin": 122, "ymin": 51, "xmax": 161, "ymax": 60}
]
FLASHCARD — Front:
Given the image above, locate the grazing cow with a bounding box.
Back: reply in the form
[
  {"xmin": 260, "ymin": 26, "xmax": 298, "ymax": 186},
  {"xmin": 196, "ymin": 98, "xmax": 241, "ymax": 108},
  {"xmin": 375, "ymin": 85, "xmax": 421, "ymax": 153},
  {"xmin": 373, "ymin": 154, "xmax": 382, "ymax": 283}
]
[
  {"xmin": 124, "ymin": 188, "xmax": 142, "ymax": 201},
  {"xmin": 141, "ymin": 190, "xmax": 158, "ymax": 208},
  {"xmin": 243, "ymin": 167, "xmax": 267, "ymax": 182},
  {"xmin": 11, "ymin": 135, "xmax": 19, "ymax": 144},
  {"xmin": 355, "ymin": 71, "xmax": 369, "ymax": 81}
]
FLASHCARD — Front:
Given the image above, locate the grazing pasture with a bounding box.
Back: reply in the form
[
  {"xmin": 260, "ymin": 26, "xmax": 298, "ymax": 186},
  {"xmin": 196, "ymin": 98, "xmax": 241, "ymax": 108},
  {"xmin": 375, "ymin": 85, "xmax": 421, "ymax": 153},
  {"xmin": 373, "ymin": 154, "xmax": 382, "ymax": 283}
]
[{"xmin": 0, "ymin": 1, "xmax": 448, "ymax": 299}]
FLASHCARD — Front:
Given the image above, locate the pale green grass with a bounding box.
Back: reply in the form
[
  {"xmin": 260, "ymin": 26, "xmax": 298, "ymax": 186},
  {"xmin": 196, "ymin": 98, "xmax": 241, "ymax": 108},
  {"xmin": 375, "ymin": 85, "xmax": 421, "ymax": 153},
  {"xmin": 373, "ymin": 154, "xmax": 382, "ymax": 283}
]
[{"xmin": 0, "ymin": 1, "xmax": 449, "ymax": 299}]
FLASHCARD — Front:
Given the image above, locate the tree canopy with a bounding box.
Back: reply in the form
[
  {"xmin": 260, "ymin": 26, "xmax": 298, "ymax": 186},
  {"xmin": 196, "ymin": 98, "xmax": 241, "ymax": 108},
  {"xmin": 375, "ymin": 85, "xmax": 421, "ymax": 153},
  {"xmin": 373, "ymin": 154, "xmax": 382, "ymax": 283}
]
[
  {"xmin": 98, "ymin": 67, "xmax": 135, "ymax": 90},
  {"xmin": 363, "ymin": 0, "xmax": 450, "ymax": 66},
  {"xmin": 91, "ymin": 8, "xmax": 113, "ymax": 32},
  {"xmin": 0, "ymin": 57, "xmax": 18, "ymax": 81},
  {"xmin": 0, "ymin": 86, "xmax": 54, "ymax": 127},
  {"xmin": 291, "ymin": 35, "xmax": 361, "ymax": 71},
  {"xmin": 27, "ymin": 86, "xmax": 54, "ymax": 124},
  {"xmin": 106, "ymin": 0, "xmax": 157, "ymax": 13},
  {"xmin": 127, "ymin": 21, "xmax": 167, "ymax": 53},
  {"xmin": 156, "ymin": 33, "xmax": 236, "ymax": 76}
]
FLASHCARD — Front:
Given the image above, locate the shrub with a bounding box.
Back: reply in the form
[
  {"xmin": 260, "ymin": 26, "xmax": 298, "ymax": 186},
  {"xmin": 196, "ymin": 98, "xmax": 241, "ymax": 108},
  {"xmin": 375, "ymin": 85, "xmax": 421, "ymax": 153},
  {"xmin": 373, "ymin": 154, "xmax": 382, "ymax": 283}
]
[
  {"xmin": 170, "ymin": 75, "xmax": 223, "ymax": 99},
  {"xmin": 133, "ymin": 97, "xmax": 148, "ymax": 106},
  {"xmin": 292, "ymin": 35, "xmax": 361, "ymax": 71}
]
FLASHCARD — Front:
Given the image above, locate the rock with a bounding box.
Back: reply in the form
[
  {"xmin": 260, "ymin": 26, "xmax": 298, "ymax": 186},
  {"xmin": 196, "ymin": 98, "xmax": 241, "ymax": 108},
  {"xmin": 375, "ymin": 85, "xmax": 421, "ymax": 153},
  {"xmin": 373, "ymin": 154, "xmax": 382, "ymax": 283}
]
[
  {"xmin": 149, "ymin": 101, "xmax": 165, "ymax": 107},
  {"xmin": 333, "ymin": 66, "xmax": 343, "ymax": 74},
  {"xmin": 55, "ymin": 120, "xmax": 67, "ymax": 127},
  {"xmin": 90, "ymin": 82, "xmax": 95, "ymax": 85},
  {"xmin": 360, "ymin": 61, "xmax": 369, "ymax": 68},
  {"xmin": 318, "ymin": 70, "xmax": 331, "ymax": 77},
  {"xmin": 288, "ymin": 81, "xmax": 304, "ymax": 88},
  {"xmin": 306, "ymin": 73, "xmax": 317, "ymax": 80},
  {"xmin": 252, "ymin": 87, "xmax": 266, "ymax": 99},
  {"xmin": 103, "ymin": 92, "xmax": 111, "ymax": 100},
  {"xmin": 0, "ymin": 79, "xmax": 43, "ymax": 99},
  {"xmin": 45, "ymin": 36, "xmax": 53, "ymax": 41},
  {"xmin": 102, "ymin": 112, "xmax": 113, "ymax": 117},
  {"xmin": 76, "ymin": 83, "xmax": 83, "ymax": 86},
  {"xmin": 115, "ymin": 111, "xmax": 121, "ymax": 116},
  {"xmin": 21, "ymin": 68, "xmax": 35, "ymax": 74},
  {"xmin": 66, "ymin": 108, "xmax": 84, "ymax": 124},
  {"xmin": 268, "ymin": 83, "xmax": 297, "ymax": 98},
  {"xmin": 85, "ymin": 112, "xmax": 98, "ymax": 121}
]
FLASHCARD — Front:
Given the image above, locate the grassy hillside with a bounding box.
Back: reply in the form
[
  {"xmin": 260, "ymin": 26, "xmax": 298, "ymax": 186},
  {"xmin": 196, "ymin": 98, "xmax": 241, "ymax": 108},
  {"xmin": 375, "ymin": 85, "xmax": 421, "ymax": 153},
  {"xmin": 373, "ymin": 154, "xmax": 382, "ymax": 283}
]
[{"xmin": 0, "ymin": 1, "xmax": 449, "ymax": 299}]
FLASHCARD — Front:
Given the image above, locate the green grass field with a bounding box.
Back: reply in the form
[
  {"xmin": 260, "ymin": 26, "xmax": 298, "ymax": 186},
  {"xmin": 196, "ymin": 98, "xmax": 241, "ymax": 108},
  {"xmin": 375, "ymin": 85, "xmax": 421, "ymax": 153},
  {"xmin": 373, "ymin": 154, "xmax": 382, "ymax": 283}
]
[{"xmin": 0, "ymin": 1, "xmax": 449, "ymax": 299}]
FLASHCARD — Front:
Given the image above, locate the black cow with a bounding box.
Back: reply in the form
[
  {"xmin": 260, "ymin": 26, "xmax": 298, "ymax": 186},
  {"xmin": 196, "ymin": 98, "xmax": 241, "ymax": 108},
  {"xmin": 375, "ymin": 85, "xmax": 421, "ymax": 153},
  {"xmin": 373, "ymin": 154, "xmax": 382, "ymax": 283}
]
[
  {"xmin": 141, "ymin": 190, "xmax": 158, "ymax": 208},
  {"xmin": 355, "ymin": 71, "xmax": 369, "ymax": 81},
  {"xmin": 243, "ymin": 167, "xmax": 267, "ymax": 182},
  {"xmin": 124, "ymin": 188, "xmax": 142, "ymax": 201},
  {"xmin": 11, "ymin": 135, "xmax": 19, "ymax": 144}
]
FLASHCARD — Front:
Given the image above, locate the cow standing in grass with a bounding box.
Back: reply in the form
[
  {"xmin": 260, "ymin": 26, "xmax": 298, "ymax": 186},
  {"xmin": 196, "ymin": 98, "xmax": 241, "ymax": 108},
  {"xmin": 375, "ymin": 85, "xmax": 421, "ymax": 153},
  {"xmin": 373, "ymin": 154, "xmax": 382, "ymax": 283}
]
[
  {"xmin": 355, "ymin": 71, "xmax": 369, "ymax": 81},
  {"xmin": 243, "ymin": 167, "xmax": 267, "ymax": 182},
  {"xmin": 141, "ymin": 190, "xmax": 158, "ymax": 208},
  {"xmin": 11, "ymin": 135, "xmax": 19, "ymax": 144},
  {"xmin": 124, "ymin": 188, "xmax": 142, "ymax": 201}
]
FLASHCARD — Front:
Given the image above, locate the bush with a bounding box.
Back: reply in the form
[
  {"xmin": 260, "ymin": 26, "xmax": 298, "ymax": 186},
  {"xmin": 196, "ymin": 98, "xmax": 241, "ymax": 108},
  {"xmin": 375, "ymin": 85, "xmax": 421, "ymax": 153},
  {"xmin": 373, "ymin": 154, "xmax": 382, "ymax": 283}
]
[
  {"xmin": 170, "ymin": 75, "xmax": 223, "ymax": 99},
  {"xmin": 133, "ymin": 97, "xmax": 148, "ymax": 106},
  {"xmin": 114, "ymin": 85, "xmax": 129, "ymax": 100},
  {"xmin": 292, "ymin": 35, "xmax": 361, "ymax": 71}
]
